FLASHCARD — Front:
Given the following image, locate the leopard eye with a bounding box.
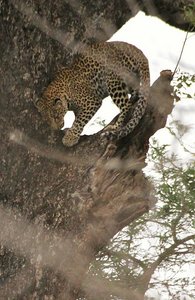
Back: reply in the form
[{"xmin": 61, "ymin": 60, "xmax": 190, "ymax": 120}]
[{"xmin": 53, "ymin": 98, "xmax": 61, "ymax": 106}]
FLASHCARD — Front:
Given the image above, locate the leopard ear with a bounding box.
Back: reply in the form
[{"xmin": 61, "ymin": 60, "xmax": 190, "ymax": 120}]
[{"xmin": 35, "ymin": 99, "xmax": 44, "ymax": 112}]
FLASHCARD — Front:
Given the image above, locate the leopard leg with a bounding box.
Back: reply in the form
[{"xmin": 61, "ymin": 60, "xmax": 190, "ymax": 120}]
[
  {"xmin": 62, "ymin": 102, "xmax": 101, "ymax": 147},
  {"xmin": 105, "ymin": 78, "xmax": 133, "ymax": 133}
]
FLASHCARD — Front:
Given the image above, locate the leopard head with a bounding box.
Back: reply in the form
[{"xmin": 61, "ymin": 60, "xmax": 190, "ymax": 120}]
[{"xmin": 36, "ymin": 83, "xmax": 69, "ymax": 130}]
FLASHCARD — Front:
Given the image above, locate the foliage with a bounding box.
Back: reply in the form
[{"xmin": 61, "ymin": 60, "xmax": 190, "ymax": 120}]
[
  {"xmin": 89, "ymin": 136, "xmax": 195, "ymax": 299},
  {"xmin": 173, "ymin": 71, "xmax": 195, "ymax": 100}
]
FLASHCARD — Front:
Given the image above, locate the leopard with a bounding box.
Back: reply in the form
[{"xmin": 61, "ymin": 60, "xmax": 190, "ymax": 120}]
[{"xmin": 35, "ymin": 41, "xmax": 150, "ymax": 147}]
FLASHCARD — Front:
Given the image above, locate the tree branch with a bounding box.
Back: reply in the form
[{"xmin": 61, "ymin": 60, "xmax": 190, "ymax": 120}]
[{"xmin": 138, "ymin": 234, "xmax": 195, "ymax": 293}]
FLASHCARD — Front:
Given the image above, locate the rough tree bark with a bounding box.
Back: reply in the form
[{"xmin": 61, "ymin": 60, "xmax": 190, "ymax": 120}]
[{"xmin": 0, "ymin": 0, "xmax": 187, "ymax": 299}]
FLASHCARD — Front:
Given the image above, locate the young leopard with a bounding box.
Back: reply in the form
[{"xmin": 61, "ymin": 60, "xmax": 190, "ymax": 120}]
[{"xmin": 36, "ymin": 41, "xmax": 150, "ymax": 147}]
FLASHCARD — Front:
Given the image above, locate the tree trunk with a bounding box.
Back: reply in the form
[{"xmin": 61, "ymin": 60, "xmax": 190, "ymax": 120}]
[{"xmin": 1, "ymin": 0, "xmax": 177, "ymax": 299}]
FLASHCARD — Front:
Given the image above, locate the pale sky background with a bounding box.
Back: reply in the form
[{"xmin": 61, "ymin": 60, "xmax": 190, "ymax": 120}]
[{"xmin": 64, "ymin": 12, "xmax": 195, "ymax": 166}]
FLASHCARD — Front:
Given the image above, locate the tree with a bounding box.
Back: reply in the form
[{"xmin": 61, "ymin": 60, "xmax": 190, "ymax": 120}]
[{"xmin": 0, "ymin": 0, "xmax": 194, "ymax": 299}]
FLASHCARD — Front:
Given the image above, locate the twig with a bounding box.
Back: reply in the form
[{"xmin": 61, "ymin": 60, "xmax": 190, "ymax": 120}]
[{"xmin": 172, "ymin": 28, "xmax": 190, "ymax": 78}]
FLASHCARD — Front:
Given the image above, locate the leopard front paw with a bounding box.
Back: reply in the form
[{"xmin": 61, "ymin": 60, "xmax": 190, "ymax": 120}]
[{"xmin": 62, "ymin": 130, "xmax": 79, "ymax": 147}]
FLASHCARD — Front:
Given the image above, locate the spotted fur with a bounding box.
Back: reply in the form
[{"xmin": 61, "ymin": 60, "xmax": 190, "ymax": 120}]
[{"xmin": 36, "ymin": 41, "xmax": 150, "ymax": 147}]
